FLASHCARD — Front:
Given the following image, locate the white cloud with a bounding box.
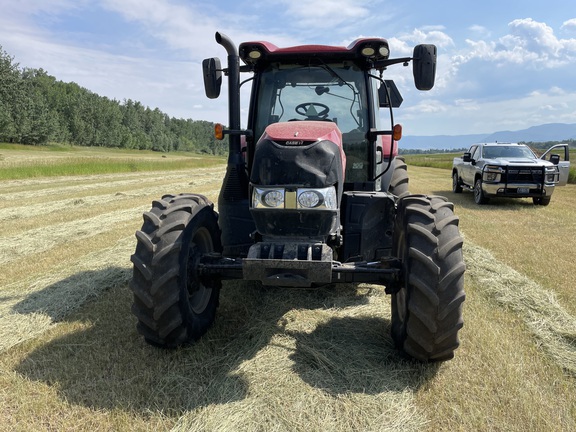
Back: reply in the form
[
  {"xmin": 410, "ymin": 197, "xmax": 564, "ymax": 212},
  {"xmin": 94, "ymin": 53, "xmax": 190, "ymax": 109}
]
[
  {"xmin": 469, "ymin": 25, "xmax": 491, "ymax": 37},
  {"xmin": 279, "ymin": 0, "xmax": 371, "ymax": 29},
  {"xmin": 561, "ymin": 18, "xmax": 576, "ymax": 32},
  {"xmin": 99, "ymin": 0, "xmax": 220, "ymax": 59},
  {"xmin": 459, "ymin": 18, "xmax": 576, "ymax": 68},
  {"xmin": 399, "ymin": 87, "xmax": 576, "ymax": 135}
]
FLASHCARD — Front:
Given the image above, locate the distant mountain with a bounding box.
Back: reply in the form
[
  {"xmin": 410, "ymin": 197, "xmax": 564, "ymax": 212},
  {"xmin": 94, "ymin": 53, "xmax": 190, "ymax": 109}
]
[
  {"xmin": 403, "ymin": 123, "xmax": 576, "ymax": 150},
  {"xmin": 483, "ymin": 123, "xmax": 576, "ymax": 143}
]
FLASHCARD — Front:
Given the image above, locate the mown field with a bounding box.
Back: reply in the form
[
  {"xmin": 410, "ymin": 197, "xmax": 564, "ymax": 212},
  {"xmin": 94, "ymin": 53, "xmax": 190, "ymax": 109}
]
[{"xmin": 1, "ymin": 145, "xmax": 575, "ymax": 431}]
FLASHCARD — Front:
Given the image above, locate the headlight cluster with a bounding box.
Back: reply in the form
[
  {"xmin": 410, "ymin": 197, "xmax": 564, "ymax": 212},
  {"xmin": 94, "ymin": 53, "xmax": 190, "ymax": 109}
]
[
  {"xmin": 545, "ymin": 166, "xmax": 559, "ymax": 183},
  {"xmin": 252, "ymin": 186, "xmax": 337, "ymax": 210},
  {"xmin": 483, "ymin": 165, "xmax": 504, "ymax": 182}
]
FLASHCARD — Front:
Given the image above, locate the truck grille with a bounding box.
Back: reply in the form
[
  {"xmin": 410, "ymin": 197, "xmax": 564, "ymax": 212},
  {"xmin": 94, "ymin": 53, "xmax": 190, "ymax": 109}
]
[{"xmin": 505, "ymin": 167, "xmax": 543, "ymax": 183}]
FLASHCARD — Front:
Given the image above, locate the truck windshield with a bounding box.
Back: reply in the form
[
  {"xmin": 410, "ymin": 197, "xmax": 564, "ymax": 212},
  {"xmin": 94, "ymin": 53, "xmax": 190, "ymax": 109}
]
[
  {"xmin": 253, "ymin": 63, "xmax": 370, "ymax": 181},
  {"xmin": 482, "ymin": 145, "xmax": 536, "ymax": 159}
]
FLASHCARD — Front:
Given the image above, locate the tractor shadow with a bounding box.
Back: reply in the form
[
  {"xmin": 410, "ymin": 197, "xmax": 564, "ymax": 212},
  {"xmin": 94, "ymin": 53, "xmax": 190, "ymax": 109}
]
[
  {"xmin": 287, "ymin": 316, "xmax": 440, "ymax": 395},
  {"xmin": 12, "ymin": 269, "xmax": 440, "ymax": 416}
]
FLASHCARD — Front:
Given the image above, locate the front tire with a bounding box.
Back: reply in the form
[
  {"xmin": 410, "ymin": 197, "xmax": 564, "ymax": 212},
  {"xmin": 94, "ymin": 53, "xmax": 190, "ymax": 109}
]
[
  {"xmin": 533, "ymin": 196, "xmax": 551, "ymax": 206},
  {"xmin": 130, "ymin": 193, "xmax": 222, "ymax": 347},
  {"xmin": 473, "ymin": 178, "xmax": 489, "ymax": 204},
  {"xmin": 391, "ymin": 195, "xmax": 466, "ymax": 362}
]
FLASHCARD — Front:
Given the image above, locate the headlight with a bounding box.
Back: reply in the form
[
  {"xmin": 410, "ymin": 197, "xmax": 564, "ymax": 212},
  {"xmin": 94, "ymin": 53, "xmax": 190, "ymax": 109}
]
[
  {"xmin": 545, "ymin": 166, "xmax": 559, "ymax": 183},
  {"xmin": 252, "ymin": 186, "xmax": 338, "ymax": 210},
  {"xmin": 253, "ymin": 188, "xmax": 285, "ymax": 208},
  {"xmin": 297, "ymin": 186, "xmax": 337, "ymax": 209},
  {"xmin": 298, "ymin": 190, "xmax": 321, "ymax": 208},
  {"xmin": 483, "ymin": 165, "xmax": 503, "ymax": 182}
]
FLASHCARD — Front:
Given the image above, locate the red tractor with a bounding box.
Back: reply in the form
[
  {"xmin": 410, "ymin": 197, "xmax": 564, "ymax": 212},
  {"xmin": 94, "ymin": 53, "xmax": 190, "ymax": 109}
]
[{"xmin": 130, "ymin": 32, "xmax": 465, "ymax": 361}]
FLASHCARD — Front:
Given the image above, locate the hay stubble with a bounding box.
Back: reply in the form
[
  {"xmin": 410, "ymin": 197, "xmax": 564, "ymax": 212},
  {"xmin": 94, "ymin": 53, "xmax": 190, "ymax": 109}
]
[{"xmin": 0, "ymin": 154, "xmax": 575, "ymax": 431}]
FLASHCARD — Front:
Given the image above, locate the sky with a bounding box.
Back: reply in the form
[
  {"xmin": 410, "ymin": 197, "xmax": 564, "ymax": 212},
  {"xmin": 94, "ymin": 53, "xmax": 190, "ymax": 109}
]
[{"xmin": 1, "ymin": 0, "xmax": 576, "ymax": 136}]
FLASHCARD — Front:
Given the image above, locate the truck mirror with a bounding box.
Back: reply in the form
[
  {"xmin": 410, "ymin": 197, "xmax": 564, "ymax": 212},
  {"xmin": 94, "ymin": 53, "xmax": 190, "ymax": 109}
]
[
  {"xmin": 412, "ymin": 44, "xmax": 436, "ymax": 91},
  {"xmin": 463, "ymin": 152, "xmax": 472, "ymax": 163},
  {"xmin": 202, "ymin": 57, "xmax": 222, "ymax": 99},
  {"xmin": 550, "ymin": 154, "xmax": 560, "ymax": 165}
]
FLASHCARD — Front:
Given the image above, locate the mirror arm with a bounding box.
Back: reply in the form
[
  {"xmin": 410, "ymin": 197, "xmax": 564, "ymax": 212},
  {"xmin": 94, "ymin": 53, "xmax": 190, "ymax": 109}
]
[{"xmin": 374, "ymin": 57, "xmax": 412, "ymax": 70}]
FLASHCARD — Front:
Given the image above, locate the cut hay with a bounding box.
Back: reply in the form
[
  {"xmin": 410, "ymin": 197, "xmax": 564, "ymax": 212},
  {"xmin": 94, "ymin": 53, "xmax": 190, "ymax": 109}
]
[
  {"xmin": 168, "ymin": 284, "xmax": 429, "ymax": 432},
  {"xmin": 464, "ymin": 241, "xmax": 576, "ymax": 375},
  {"xmin": 0, "ymin": 166, "xmax": 224, "ymax": 204},
  {"xmin": 0, "ymin": 208, "xmax": 148, "ymax": 265},
  {"xmin": 0, "ymin": 236, "xmax": 134, "ymax": 352}
]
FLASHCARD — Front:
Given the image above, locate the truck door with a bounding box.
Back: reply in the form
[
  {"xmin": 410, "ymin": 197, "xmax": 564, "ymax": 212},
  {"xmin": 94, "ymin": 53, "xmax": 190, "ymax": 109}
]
[
  {"xmin": 541, "ymin": 144, "xmax": 571, "ymax": 186},
  {"xmin": 462, "ymin": 145, "xmax": 479, "ymax": 186}
]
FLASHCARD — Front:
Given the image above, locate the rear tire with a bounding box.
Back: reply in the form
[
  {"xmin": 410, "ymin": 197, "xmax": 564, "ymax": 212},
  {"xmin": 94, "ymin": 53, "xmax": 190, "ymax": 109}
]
[
  {"xmin": 452, "ymin": 172, "xmax": 463, "ymax": 193},
  {"xmin": 388, "ymin": 157, "xmax": 410, "ymax": 199},
  {"xmin": 391, "ymin": 195, "xmax": 466, "ymax": 362},
  {"xmin": 130, "ymin": 194, "xmax": 222, "ymax": 347}
]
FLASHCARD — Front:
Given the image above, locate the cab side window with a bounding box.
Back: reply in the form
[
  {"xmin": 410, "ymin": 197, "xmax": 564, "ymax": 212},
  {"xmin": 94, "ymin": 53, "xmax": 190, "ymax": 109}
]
[{"xmin": 471, "ymin": 146, "xmax": 480, "ymax": 160}]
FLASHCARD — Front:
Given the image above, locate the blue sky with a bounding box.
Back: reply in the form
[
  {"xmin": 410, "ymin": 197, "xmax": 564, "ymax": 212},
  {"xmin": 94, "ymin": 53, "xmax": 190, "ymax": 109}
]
[{"xmin": 1, "ymin": 0, "xmax": 576, "ymax": 136}]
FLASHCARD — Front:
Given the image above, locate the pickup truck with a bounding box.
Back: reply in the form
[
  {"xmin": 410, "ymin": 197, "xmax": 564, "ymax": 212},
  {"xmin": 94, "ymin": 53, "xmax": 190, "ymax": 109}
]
[{"xmin": 452, "ymin": 142, "xmax": 570, "ymax": 205}]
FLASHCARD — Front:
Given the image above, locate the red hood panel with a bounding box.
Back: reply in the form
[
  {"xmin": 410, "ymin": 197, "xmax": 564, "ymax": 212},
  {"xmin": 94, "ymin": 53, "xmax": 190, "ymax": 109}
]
[
  {"xmin": 264, "ymin": 121, "xmax": 343, "ymax": 145},
  {"xmin": 261, "ymin": 121, "xmax": 346, "ymax": 179}
]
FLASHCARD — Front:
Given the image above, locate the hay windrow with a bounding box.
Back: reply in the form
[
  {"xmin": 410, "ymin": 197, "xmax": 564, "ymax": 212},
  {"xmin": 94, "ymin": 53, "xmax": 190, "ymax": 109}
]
[
  {"xmin": 464, "ymin": 241, "xmax": 576, "ymax": 375},
  {"xmin": 0, "ymin": 207, "xmax": 148, "ymax": 265},
  {"xmin": 0, "ymin": 166, "xmax": 225, "ymax": 204},
  {"xmin": 0, "ymin": 237, "xmax": 134, "ymax": 353}
]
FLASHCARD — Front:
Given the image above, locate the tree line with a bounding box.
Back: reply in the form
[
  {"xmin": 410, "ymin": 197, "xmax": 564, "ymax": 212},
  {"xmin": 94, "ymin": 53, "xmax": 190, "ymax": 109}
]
[{"xmin": 0, "ymin": 45, "xmax": 226, "ymax": 154}]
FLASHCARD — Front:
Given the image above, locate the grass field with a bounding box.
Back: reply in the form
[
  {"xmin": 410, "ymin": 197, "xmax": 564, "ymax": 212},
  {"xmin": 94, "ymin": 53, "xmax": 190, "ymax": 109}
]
[
  {"xmin": 1, "ymin": 146, "xmax": 575, "ymax": 431},
  {"xmin": 0, "ymin": 143, "xmax": 224, "ymax": 180}
]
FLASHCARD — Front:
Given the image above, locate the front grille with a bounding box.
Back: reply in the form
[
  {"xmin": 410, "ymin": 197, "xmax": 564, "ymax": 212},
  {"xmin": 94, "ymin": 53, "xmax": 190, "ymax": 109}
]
[{"xmin": 505, "ymin": 167, "xmax": 544, "ymax": 183}]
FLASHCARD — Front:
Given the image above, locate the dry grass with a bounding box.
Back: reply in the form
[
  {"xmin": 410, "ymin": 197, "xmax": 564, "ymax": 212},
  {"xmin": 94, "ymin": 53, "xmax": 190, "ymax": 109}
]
[
  {"xmin": 409, "ymin": 166, "xmax": 576, "ymax": 317},
  {"xmin": 0, "ymin": 149, "xmax": 575, "ymax": 431}
]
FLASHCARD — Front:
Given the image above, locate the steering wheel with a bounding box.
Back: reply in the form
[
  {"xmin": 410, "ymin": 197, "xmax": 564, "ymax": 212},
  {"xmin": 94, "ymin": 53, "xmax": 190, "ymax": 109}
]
[{"xmin": 295, "ymin": 102, "xmax": 330, "ymax": 120}]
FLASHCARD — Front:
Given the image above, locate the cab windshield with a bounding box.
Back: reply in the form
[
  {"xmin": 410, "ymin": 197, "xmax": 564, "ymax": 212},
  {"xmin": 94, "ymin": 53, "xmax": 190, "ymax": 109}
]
[{"xmin": 253, "ymin": 63, "xmax": 371, "ymax": 182}]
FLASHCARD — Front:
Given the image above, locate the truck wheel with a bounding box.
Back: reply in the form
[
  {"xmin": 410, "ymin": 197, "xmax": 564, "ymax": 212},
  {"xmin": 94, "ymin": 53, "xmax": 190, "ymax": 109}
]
[
  {"xmin": 388, "ymin": 156, "xmax": 410, "ymax": 198},
  {"xmin": 473, "ymin": 178, "xmax": 489, "ymax": 204},
  {"xmin": 533, "ymin": 196, "xmax": 551, "ymax": 206},
  {"xmin": 391, "ymin": 195, "xmax": 466, "ymax": 362},
  {"xmin": 130, "ymin": 194, "xmax": 222, "ymax": 347},
  {"xmin": 452, "ymin": 172, "xmax": 463, "ymax": 193}
]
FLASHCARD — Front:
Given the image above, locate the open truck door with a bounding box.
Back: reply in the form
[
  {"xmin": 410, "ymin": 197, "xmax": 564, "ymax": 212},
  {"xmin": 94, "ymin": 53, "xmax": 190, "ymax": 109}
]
[{"xmin": 541, "ymin": 144, "xmax": 571, "ymax": 186}]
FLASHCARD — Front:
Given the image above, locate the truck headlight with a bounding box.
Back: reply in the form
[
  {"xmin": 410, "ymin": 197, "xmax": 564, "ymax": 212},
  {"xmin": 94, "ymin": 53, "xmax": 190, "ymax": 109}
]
[
  {"xmin": 483, "ymin": 165, "xmax": 503, "ymax": 182},
  {"xmin": 545, "ymin": 166, "xmax": 559, "ymax": 183}
]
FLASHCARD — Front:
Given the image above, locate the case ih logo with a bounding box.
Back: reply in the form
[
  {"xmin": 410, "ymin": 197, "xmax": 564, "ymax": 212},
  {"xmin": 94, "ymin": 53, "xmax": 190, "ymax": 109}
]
[{"xmin": 283, "ymin": 140, "xmax": 305, "ymax": 146}]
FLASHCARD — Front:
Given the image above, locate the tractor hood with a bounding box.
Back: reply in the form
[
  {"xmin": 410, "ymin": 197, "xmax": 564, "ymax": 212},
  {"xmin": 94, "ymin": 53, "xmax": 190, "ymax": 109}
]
[{"xmin": 250, "ymin": 121, "xmax": 345, "ymax": 188}]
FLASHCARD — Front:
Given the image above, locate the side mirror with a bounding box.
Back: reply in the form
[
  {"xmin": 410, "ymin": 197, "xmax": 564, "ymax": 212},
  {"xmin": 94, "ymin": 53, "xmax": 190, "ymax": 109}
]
[
  {"xmin": 202, "ymin": 57, "xmax": 222, "ymax": 99},
  {"xmin": 550, "ymin": 154, "xmax": 560, "ymax": 165},
  {"xmin": 463, "ymin": 152, "xmax": 472, "ymax": 163},
  {"xmin": 413, "ymin": 44, "xmax": 436, "ymax": 91}
]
